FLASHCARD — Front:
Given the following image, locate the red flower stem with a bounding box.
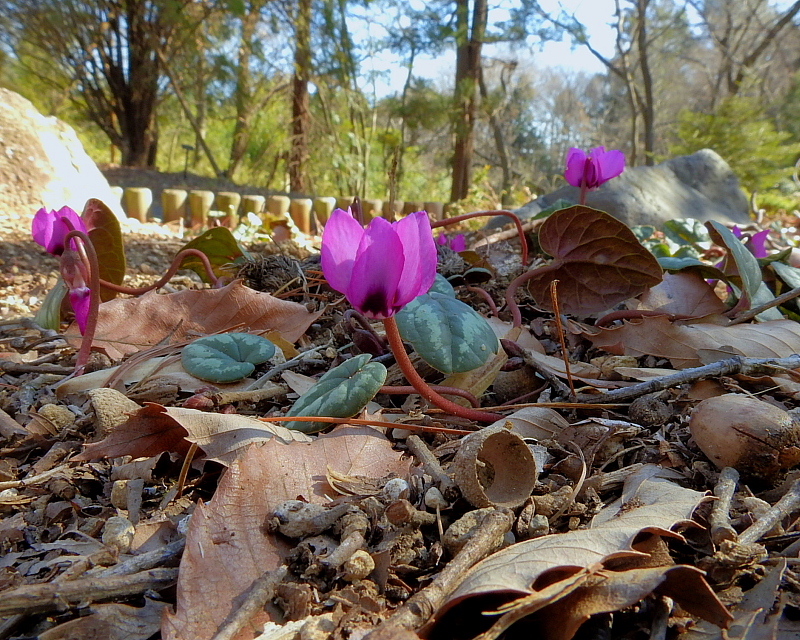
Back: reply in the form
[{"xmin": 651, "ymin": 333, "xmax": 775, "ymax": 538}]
[
  {"xmin": 431, "ymin": 210, "xmax": 529, "ymax": 265},
  {"xmin": 98, "ymin": 249, "xmax": 222, "ymax": 295},
  {"xmin": 379, "ymin": 385, "xmax": 481, "ymax": 408},
  {"xmin": 504, "ymin": 268, "xmax": 540, "ymax": 328},
  {"xmin": 382, "ymin": 316, "xmax": 503, "ymax": 423},
  {"xmin": 465, "ymin": 286, "xmax": 498, "ymax": 316},
  {"xmin": 64, "ymin": 230, "xmax": 100, "ymax": 375}
]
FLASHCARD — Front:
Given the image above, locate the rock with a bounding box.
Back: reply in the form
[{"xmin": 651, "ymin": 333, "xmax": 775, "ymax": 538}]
[
  {"xmin": 0, "ymin": 88, "xmax": 126, "ymax": 222},
  {"xmin": 508, "ymin": 149, "xmax": 750, "ymax": 229}
]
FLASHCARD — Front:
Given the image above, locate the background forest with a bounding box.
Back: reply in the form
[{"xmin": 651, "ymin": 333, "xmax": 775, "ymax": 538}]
[{"xmin": 2, "ymin": 0, "xmax": 800, "ymax": 211}]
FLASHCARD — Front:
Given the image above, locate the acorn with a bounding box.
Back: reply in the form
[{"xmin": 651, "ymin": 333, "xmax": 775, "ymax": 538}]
[{"xmin": 689, "ymin": 394, "xmax": 800, "ymax": 481}]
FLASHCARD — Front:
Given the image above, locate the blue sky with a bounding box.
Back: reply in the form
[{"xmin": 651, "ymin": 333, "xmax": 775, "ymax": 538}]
[{"xmin": 358, "ymin": 0, "xmax": 618, "ymax": 97}]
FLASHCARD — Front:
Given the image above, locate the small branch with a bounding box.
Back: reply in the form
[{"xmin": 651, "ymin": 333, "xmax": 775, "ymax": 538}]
[
  {"xmin": 406, "ymin": 435, "xmax": 458, "ymax": 500},
  {"xmin": 363, "ymin": 509, "xmax": 514, "ymax": 638},
  {"xmin": 739, "ymin": 478, "xmax": 800, "ymax": 545},
  {"xmin": 0, "ymin": 568, "xmax": 178, "ymax": 617},
  {"xmin": 574, "ymin": 355, "xmax": 800, "ymax": 404},
  {"xmin": 210, "ymin": 566, "xmax": 288, "ymax": 640},
  {"xmin": 710, "ymin": 467, "xmax": 739, "ymax": 545},
  {"xmin": 728, "ymin": 284, "xmax": 800, "ymax": 325}
]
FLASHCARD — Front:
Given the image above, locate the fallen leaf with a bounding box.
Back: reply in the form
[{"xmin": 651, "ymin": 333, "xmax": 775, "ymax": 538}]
[
  {"xmin": 586, "ymin": 316, "xmax": 800, "ymax": 369},
  {"xmin": 162, "ymin": 426, "xmax": 410, "ymax": 640},
  {"xmin": 634, "ymin": 272, "xmax": 727, "ymax": 317},
  {"xmin": 66, "ymin": 280, "xmax": 322, "ymax": 360},
  {"xmin": 429, "ymin": 465, "xmax": 712, "ymax": 633},
  {"xmin": 525, "ymin": 206, "xmax": 663, "ymax": 315},
  {"xmin": 74, "ymin": 404, "xmax": 310, "ymax": 465},
  {"xmin": 39, "ymin": 598, "xmax": 167, "ymax": 640}
]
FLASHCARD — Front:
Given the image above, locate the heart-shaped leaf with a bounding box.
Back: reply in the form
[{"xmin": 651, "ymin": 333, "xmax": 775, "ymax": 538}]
[
  {"xmin": 285, "ymin": 354, "xmax": 387, "ymax": 433},
  {"xmin": 182, "ymin": 333, "xmax": 277, "ymax": 383},
  {"xmin": 658, "ymin": 256, "xmax": 728, "ymax": 282},
  {"xmin": 525, "ymin": 205, "xmax": 663, "ymax": 315},
  {"xmin": 82, "ymin": 198, "xmax": 126, "ymax": 301},
  {"xmin": 178, "ymin": 227, "xmax": 249, "ymax": 283},
  {"xmin": 395, "ymin": 292, "xmax": 499, "ymax": 374},
  {"xmin": 429, "ymin": 273, "xmax": 456, "ymax": 297},
  {"xmin": 706, "ymin": 221, "xmax": 762, "ymax": 311}
]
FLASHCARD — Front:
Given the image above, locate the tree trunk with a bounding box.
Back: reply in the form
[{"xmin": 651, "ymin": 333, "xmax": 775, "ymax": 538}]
[
  {"xmin": 636, "ymin": 0, "xmax": 655, "ymax": 165},
  {"xmin": 450, "ymin": 0, "xmax": 487, "ymax": 203},
  {"xmin": 289, "ymin": 0, "xmax": 312, "ymax": 193}
]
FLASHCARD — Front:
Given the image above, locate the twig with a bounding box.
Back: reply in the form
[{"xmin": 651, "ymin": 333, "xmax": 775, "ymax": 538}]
[
  {"xmin": 710, "ymin": 467, "xmax": 739, "ymax": 545},
  {"xmin": 0, "ymin": 464, "xmax": 71, "ymax": 491},
  {"xmin": 728, "ymin": 284, "xmax": 800, "ymax": 325},
  {"xmin": 363, "ymin": 509, "xmax": 514, "ymax": 639},
  {"xmin": 98, "ymin": 538, "xmax": 186, "ymax": 577},
  {"xmin": 0, "ymin": 568, "xmax": 178, "ymax": 616},
  {"xmin": 574, "ymin": 355, "xmax": 800, "ymax": 404},
  {"xmin": 517, "ymin": 347, "xmax": 573, "ymax": 399},
  {"xmin": 210, "ymin": 566, "xmax": 288, "ymax": 640},
  {"xmin": 739, "ymin": 479, "xmax": 800, "ymax": 545},
  {"xmin": 406, "ymin": 435, "xmax": 458, "ymax": 500},
  {"xmin": 244, "ymin": 345, "xmax": 328, "ymax": 391},
  {"xmin": 0, "ymin": 361, "xmax": 73, "ymax": 375}
]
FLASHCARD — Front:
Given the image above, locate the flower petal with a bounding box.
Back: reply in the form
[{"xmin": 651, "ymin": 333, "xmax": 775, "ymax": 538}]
[
  {"xmin": 595, "ymin": 149, "xmax": 626, "ymax": 183},
  {"xmin": 564, "ymin": 148, "xmax": 588, "ymax": 187},
  {"xmin": 321, "ymin": 208, "xmax": 365, "ymax": 294},
  {"xmin": 450, "ymin": 234, "xmax": 467, "ymax": 252},
  {"xmin": 393, "ymin": 211, "xmax": 437, "ymax": 306},
  {"xmin": 748, "ymin": 229, "xmax": 770, "ymax": 258},
  {"xmin": 347, "ymin": 217, "xmax": 405, "ymax": 319},
  {"xmin": 31, "ymin": 208, "xmax": 58, "ymax": 253},
  {"xmin": 69, "ymin": 287, "xmax": 92, "ymax": 335}
]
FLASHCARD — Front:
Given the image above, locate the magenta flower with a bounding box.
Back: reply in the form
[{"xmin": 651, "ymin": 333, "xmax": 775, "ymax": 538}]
[
  {"xmin": 564, "ymin": 146, "xmax": 626, "ymax": 189},
  {"xmin": 60, "ymin": 249, "xmax": 92, "ymax": 334},
  {"xmin": 321, "ymin": 208, "xmax": 437, "ymax": 319},
  {"xmin": 732, "ymin": 225, "xmax": 770, "ymax": 259},
  {"xmin": 31, "ymin": 206, "xmax": 88, "ymax": 256},
  {"xmin": 436, "ymin": 232, "xmax": 467, "ymax": 252}
]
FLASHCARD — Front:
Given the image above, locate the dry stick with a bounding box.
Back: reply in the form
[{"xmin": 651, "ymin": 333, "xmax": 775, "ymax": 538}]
[
  {"xmin": 0, "ymin": 568, "xmax": 178, "ymax": 617},
  {"xmin": 383, "ymin": 316, "xmax": 504, "ymax": 423},
  {"xmin": 517, "ymin": 348, "xmax": 573, "ymax": 399},
  {"xmin": 739, "ymin": 478, "xmax": 800, "ymax": 545},
  {"xmin": 573, "ymin": 355, "xmax": 800, "ymax": 404},
  {"xmin": 406, "ymin": 435, "xmax": 458, "ymax": 500},
  {"xmin": 0, "ymin": 361, "xmax": 73, "ymax": 375},
  {"xmin": 0, "ymin": 464, "xmax": 71, "ymax": 491},
  {"xmin": 262, "ymin": 415, "xmax": 474, "ymax": 436},
  {"xmin": 431, "ymin": 210, "xmax": 529, "ymax": 265},
  {"xmin": 550, "ymin": 280, "xmax": 575, "ymax": 396},
  {"xmin": 363, "ymin": 509, "xmax": 514, "ymax": 639},
  {"xmin": 98, "ymin": 538, "xmax": 186, "ymax": 577},
  {"xmin": 728, "ymin": 284, "xmax": 800, "ymax": 326},
  {"xmin": 710, "ymin": 467, "xmax": 740, "ymax": 546},
  {"xmin": 209, "ymin": 566, "xmax": 288, "ymax": 640}
]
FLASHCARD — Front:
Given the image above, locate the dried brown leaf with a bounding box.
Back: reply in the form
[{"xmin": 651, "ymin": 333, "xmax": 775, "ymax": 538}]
[
  {"xmin": 74, "ymin": 404, "xmax": 309, "ymax": 465},
  {"xmin": 635, "ymin": 272, "xmax": 727, "ymax": 317},
  {"xmin": 162, "ymin": 426, "xmax": 410, "ymax": 640},
  {"xmin": 526, "ymin": 206, "xmax": 663, "ymax": 315},
  {"xmin": 586, "ymin": 316, "xmax": 800, "ymax": 369},
  {"xmin": 39, "ymin": 598, "xmax": 167, "ymax": 640},
  {"xmin": 66, "ymin": 280, "xmax": 321, "ymax": 359},
  {"xmin": 432, "ymin": 466, "xmax": 710, "ymax": 627}
]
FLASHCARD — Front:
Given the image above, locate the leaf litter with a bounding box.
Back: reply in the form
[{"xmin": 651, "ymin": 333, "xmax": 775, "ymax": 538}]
[{"xmin": 4, "ymin": 209, "xmax": 800, "ymax": 640}]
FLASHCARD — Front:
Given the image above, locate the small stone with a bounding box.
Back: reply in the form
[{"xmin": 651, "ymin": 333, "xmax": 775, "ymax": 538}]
[
  {"xmin": 102, "ymin": 515, "xmax": 135, "ymax": 554},
  {"xmin": 37, "ymin": 403, "xmax": 75, "ymax": 430}
]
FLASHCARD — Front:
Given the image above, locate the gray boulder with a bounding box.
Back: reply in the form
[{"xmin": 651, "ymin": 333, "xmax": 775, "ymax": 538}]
[
  {"xmin": 508, "ymin": 149, "xmax": 750, "ymax": 229},
  {"xmin": 0, "ymin": 88, "xmax": 125, "ymax": 221}
]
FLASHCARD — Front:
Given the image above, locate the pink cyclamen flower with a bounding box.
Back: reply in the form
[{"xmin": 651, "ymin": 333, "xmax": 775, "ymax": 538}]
[
  {"xmin": 60, "ymin": 249, "xmax": 92, "ymax": 334},
  {"xmin": 436, "ymin": 232, "xmax": 467, "ymax": 252},
  {"xmin": 31, "ymin": 206, "xmax": 88, "ymax": 256},
  {"xmin": 564, "ymin": 146, "xmax": 626, "ymax": 189},
  {"xmin": 731, "ymin": 225, "xmax": 770, "ymax": 259},
  {"xmin": 321, "ymin": 208, "xmax": 437, "ymax": 319}
]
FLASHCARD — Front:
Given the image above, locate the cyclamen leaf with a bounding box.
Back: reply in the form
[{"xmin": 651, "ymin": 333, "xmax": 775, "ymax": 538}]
[
  {"xmin": 178, "ymin": 227, "xmax": 249, "ymax": 283},
  {"xmin": 706, "ymin": 221, "xmax": 762, "ymax": 311},
  {"xmin": 82, "ymin": 198, "xmax": 126, "ymax": 301},
  {"xmin": 395, "ymin": 292, "xmax": 499, "ymax": 374},
  {"xmin": 429, "ymin": 273, "xmax": 456, "ymax": 297},
  {"xmin": 182, "ymin": 333, "xmax": 276, "ymax": 383},
  {"xmin": 285, "ymin": 354, "xmax": 387, "ymax": 433},
  {"xmin": 526, "ymin": 206, "xmax": 663, "ymax": 315}
]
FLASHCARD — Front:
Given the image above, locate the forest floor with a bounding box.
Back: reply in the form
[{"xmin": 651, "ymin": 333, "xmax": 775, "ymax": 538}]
[{"xmin": 3, "ymin": 171, "xmax": 800, "ymax": 640}]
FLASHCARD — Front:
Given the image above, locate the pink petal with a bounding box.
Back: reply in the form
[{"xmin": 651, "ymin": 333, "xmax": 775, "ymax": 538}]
[
  {"xmin": 69, "ymin": 287, "xmax": 92, "ymax": 335},
  {"xmin": 564, "ymin": 148, "xmax": 587, "ymax": 187},
  {"xmin": 31, "ymin": 208, "xmax": 58, "ymax": 253},
  {"xmin": 347, "ymin": 217, "xmax": 405, "ymax": 319},
  {"xmin": 450, "ymin": 234, "xmax": 467, "ymax": 252},
  {"xmin": 393, "ymin": 211, "xmax": 437, "ymax": 306},
  {"xmin": 748, "ymin": 229, "xmax": 770, "ymax": 258},
  {"xmin": 321, "ymin": 209, "xmax": 365, "ymax": 294},
  {"xmin": 595, "ymin": 149, "xmax": 625, "ymax": 183}
]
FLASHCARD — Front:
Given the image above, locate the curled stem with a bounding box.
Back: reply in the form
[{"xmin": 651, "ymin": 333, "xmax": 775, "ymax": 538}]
[
  {"xmin": 432, "ymin": 210, "xmax": 529, "ymax": 265},
  {"xmin": 465, "ymin": 286, "xmax": 498, "ymax": 316},
  {"xmin": 504, "ymin": 268, "xmax": 540, "ymax": 328},
  {"xmin": 64, "ymin": 230, "xmax": 100, "ymax": 375},
  {"xmin": 382, "ymin": 316, "xmax": 503, "ymax": 423},
  {"xmin": 98, "ymin": 249, "xmax": 223, "ymax": 295}
]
